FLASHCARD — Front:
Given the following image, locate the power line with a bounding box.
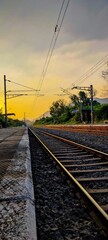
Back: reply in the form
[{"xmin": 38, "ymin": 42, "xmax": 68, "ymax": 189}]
[
  {"xmin": 29, "ymin": 0, "xmax": 70, "ymax": 116},
  {"xmin": 76, "ymin": 60, "xmax": 108, "ymax": 86},
  {"xmin": 37, "ymin": 0, "xmax": 70, "ymax": 91},
  {"xmin": 6, "ymin": 79, "xmax": 39, "ymax": 91},
  {"xmin": 7, "ymin": 90, "xmax": 38, "ymax": 92},
  {"xmin": 7, "ymin": 94, "xmax": 44, "ymax": 99},
  {"xmin": 71, "ymin": 54, "xmax": 108, "ymax": 87},
  {"xmin": 57, "ymin": 0, "xmax": 66, "ymax": 25},
  {"xmin": 37, "ymin": 0, "xmax": 65, "ymax": 91}
]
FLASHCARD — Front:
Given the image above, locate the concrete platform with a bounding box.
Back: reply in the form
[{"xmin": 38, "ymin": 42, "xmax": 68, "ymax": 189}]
[{"xmin": 0, "ymin": 127, "xmax": 37, "ymax": 240}]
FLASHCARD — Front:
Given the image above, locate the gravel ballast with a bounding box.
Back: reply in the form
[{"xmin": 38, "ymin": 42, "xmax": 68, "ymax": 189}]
[
  {"xmin": 39, "ymin": 128, "xmax": 108, "ymax": 153},
  {"xmin": 29, "ymin": 130, "xmax": 104, "ymax": 240}
]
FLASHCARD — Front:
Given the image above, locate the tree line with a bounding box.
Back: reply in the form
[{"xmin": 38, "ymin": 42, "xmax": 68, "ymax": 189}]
[
  {"xmin": 34, "ymin": 91, "xmax": 108, "ymax": 125},
  {"xmin": 0, "ymin": 108, "xmax": 25, "ymax": 128}
]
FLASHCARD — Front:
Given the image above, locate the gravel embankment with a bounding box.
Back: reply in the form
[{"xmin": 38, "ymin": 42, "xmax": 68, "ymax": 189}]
[{"xmin": 29, "ymin": 130, "xmax": 104, "ymax": 240}]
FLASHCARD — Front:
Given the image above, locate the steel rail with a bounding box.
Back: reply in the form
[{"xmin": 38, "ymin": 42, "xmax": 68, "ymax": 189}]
[
  {"xmin": 39, "ymin": 130, "xmax": 108, "ymax": 160},
  {"xmin": 29, "ymin": 128, "xmax": 108, "ymax": 236}
]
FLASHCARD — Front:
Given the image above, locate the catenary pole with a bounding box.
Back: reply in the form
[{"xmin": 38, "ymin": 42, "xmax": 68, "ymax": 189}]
[
  {"xmin": 90, "ymin": 85, "xmax": 94, "ymax": 124},
  {"xmin": 4, "ymin": 75, "xmax": 7, "ymax": 127}
]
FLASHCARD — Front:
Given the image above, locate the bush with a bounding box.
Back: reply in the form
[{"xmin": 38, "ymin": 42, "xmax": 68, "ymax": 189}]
[{"xmin": 95, "ymin": 104, "xmax": 108, "ymax": 121}]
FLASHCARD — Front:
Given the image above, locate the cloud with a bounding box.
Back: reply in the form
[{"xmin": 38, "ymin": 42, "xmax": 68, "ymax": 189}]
[
  {"xmin": 61, "ymin": 0, "xmax": 108, "ymax": 42},
  {"xmin": 0, "ymin": 0, "xmax": 108, "ymax": 119},
  {"xmin": 0, "ymin": 0, "xmax": 108, "ymax": 54},
  {"xmin": 0, "ymin": 0, "xmax": 60, "ymax": 52}
]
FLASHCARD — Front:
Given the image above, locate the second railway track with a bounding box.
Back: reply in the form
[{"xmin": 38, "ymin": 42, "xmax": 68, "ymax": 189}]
[{"xmin": 29, "ymin": 127, "xmax": 108, "ymax": 239}]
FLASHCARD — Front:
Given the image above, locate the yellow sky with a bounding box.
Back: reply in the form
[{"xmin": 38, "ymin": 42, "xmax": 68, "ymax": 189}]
[
  {"xmin": 0, "ymin": 1, "xmax": 108, "ymax": 120},
  {"xmin": 0, "ymin": 40, "xmax": 108, "ymax": 120}
]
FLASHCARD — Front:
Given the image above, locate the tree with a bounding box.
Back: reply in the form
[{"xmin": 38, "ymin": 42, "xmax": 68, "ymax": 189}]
[
  {"xmin": 93, "ymin": 100, "xmax": 100, "ymax": 106},
  {"xmin": 70, "ymin": 94, "xmax": 79, "ymax": 107},
  {"xmin": 70, "ymin": 91, "xmax": 91, "ymax": 107},
  {"xmin": 79, "ymin": 91, "xmax": 90, "ymax": 105},
  {"xmin": 95, "ymin": 104, "xmax": 108, "ymax": 121},
  {"xmin": 70, "ymin": 91, "xmax": 92, "ymax": 123},
  {"xmin": 0, "ymin": 108, "xmax": 5, "ymax": 127},
  {"xmin": 0, "ymin": 108, "xmax": 24, "ymax": 127},
  {"xmin": 50, "ymin": 100, "xmax": 67, "ymax": 123}
]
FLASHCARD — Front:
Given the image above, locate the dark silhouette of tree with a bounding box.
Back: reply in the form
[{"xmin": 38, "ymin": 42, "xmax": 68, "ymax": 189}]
[
  {"xmin": 50, "ymin": 100, "xmax": 66, "ymax": 122},
  {"xmin": 70, "ymin": 91, "xmax": 90, "ymax": 107},
  {"xmin": 70, "ymin": 94, "xmax": 79, "ymax": 107}
]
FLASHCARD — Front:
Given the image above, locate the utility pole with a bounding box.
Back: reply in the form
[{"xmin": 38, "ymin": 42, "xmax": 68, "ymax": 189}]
[
  {"xmin": 90, "ymin": 85, "xmax": 94, "ymax": 124},
  {"xmin": 4, "ymin": 75, "xmax": 7, "ymax": 128},
  {"xmin": 3, "ymin": 76, "xmax": 44, "ymax": 128},
  {"xmin": 79, "ymin": 99, "xmax": 83, "ymax": 122}
]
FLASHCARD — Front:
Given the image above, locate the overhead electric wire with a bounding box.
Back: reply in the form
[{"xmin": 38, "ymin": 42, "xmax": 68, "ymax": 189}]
[
  {"xmin": 57, "ymin": 0, "xmax": 66, "ymax": 25},
  {"xmin": 37, "ymin": 0, "xmax": 70, "ymax": 91},
  {"xmin": 7, "ymin": 79, "xmax": 39, "ymax": 91},
  {"xmin": 37, "ymin": 0, "xmax": 65, "ymax": 91},
  {"xmin": 74, "ymin": 58, "xmax": 108, "ymax": 86},
  {"xmin": 7, "ymin": 90, "xmax": 38, "ymax": 92},
  {"xmin": 38, "ymin": 0, "xmax": 65, "ymax": 88},
  {"xmin": 37, "ymin": 0, "xmax": 66, "ymax": 91},
  {"xmin": 71, "ymin": 54, "xmax": 108, "ymax": 87},
  {"xmin": 39, "ymin": 0, "xmax": 70, "ymax": 89},
  {"xmin": 29, "ymin": 0, "xmax": 70, "ymax": 114}
]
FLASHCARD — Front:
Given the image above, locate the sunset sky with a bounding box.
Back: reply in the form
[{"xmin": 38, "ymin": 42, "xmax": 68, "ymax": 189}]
[{"xmin": 0, "ymin": 0, "xmax": 108, "ymax": 120}]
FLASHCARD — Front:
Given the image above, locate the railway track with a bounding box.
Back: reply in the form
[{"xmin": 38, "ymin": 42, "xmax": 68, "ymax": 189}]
[{"xmin": 29, "ymin": 127, "xmax": 108, "ymax": 238}]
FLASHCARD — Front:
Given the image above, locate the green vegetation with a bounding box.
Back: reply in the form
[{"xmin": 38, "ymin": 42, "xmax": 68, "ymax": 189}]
[
  {"xmin": 94, "ymin": 104, "xmax": 108, "ymax": 122},
  {"xmin": 0, "ymin": 109, "xmax": 5, "ymax": 128},
  {"xmin": 0, "ymin": 108, "xmax": 25, "ymax": 128},
  {"xmin": 34, "ymin": 91, "xmax": 108, "ymax": 125}
]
